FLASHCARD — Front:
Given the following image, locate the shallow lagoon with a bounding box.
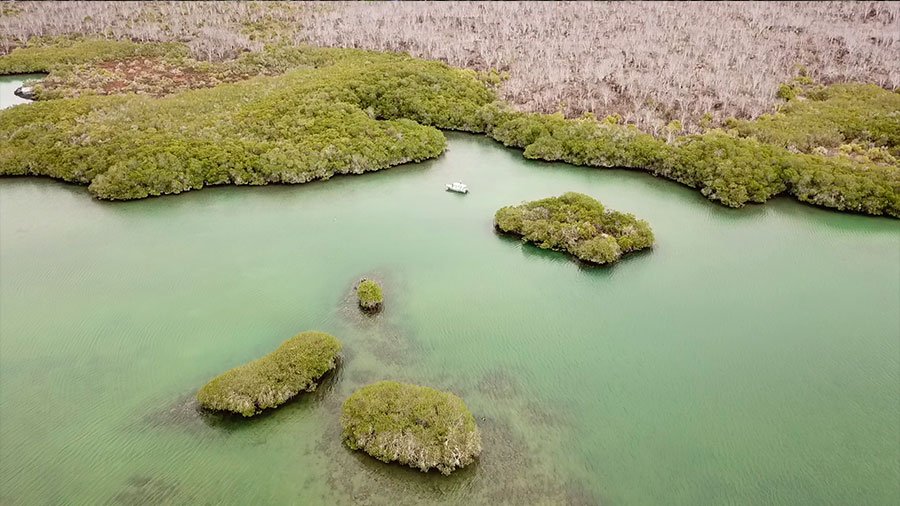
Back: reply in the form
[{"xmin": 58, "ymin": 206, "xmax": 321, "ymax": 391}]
[{"xmin": 1, "ymin": 76, "xmax": 898, "ymax": 504}]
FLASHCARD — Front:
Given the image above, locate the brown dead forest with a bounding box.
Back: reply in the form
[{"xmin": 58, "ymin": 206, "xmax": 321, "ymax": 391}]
[{"xmin": 1, "ymin": 1, "xmax": 898, "ymax": 132}]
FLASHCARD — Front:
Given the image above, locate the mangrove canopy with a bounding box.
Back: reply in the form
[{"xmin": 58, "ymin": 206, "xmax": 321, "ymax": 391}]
[
  {"xmin": 495, "ymin": 192, "xmax": 654, "ymax": 264},
  {"xmin": 356, "ymin": 278, "xmax": 383, "ymax": 311},
  {"xmin": 340, "ymin": 381, "xmax": 482, "ymax": 475},
  {"xmin": 1, "ymin": 40, "xmax": 896, "ymax": 217},
  {"xmin": 197, "ymin": 330, "xmax": 342, "ymax": 417}
]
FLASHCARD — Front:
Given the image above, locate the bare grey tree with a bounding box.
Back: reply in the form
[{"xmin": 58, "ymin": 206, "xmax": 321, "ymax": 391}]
[{"xmin": 1, "ymin": 1, "xmax": 897, "ymax": 132}]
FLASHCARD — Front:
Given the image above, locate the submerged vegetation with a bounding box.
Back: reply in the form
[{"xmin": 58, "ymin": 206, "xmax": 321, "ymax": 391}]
[
  {"xmin": 340, "ymin": 381, "xmax": 482, "ymax": 475},
  {"xmin": 197, "ymin": 331, "xmax": 342, "ymax": 417},
  {"xmin": 495, "ymin": 192, "xmax": 654, "ymax": 265},
  {"xmin": 356, "ymin": 278, "xmax": 383, "ymax": 312}
]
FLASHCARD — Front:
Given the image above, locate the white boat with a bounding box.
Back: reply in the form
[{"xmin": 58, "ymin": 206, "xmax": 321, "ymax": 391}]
[
  {"xmin": 446, "ymin": 181, "xmax": 469, "ymax": 194},
  {"xmin": 14, "ymin": 86, "xmax": 35, "ymax": 100}
]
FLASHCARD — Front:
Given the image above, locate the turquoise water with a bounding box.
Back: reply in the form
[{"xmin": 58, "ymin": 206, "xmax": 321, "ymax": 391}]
[{"xmin": 1, "ymin": 76, "xmax": 899, "ymax": 505}]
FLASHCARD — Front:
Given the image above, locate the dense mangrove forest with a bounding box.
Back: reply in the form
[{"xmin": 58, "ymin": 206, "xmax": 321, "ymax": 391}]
[{"xmin": 0, "ymin": 37, "xmax": 897, "ymax": 216}]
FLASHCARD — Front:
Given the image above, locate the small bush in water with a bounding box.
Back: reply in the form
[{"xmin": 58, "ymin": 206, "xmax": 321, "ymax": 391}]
[
  {"xmin": 197, "ymin": 331, "xmax": 342, "ymax": 417},
  {"xmin": 356, "ymin": 278, "xmax": 383, "ymax": 311}
]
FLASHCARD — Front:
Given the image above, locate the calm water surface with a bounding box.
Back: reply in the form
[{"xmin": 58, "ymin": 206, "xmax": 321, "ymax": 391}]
[
  {"xmin": 1, "ymin": 75, "xmax": 899, "ymax": 505},
  {"xmin": 0, "ymin": 74, "xmax": 43, "ymax": 109}
]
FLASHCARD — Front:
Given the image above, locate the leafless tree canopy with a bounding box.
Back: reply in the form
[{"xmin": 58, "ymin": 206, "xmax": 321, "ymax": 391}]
[{"xmin": 2, "ymin": 1, "xmax": 898, "ymax": 132}]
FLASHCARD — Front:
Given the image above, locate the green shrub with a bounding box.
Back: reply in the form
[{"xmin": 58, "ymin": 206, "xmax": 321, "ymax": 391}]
[
  {"xmin": 495, "ymin": 192, "xmax": 654, "ymax": 264},
  {"xmin": 12, "ymin": 44, "xmax": 349, "ymax": 100},
  {"xmin": 197, "ymin": 331, "xmax": 342, "ymax": 417},
  {"xmin": 485, "ymin": 107, "xmax": 669, "ymax": 169},
  {"xmin": 784, "ymin": 153, "xmax": 900, "ymax": 217},
  {"xmin": 776, "ymin": 82, "xmax": 799, "ymax": 101},
  {"xmin": 356, "ymin": 278, "xmax": 383, "ymax": 311},
  {"xmin": 656, "ymin": 131, "xmax": 789, "ymax": 207},
  {"xmin": 0, "ymin": 38, "xmax": 188, "ymax": 74},
  {"xmin": 341, "ymin": 381, "xmax": 482, "ymax": 475},
  {"xmin": 731, "ymin": 82, "xmax": 900, "ymax": 157}
]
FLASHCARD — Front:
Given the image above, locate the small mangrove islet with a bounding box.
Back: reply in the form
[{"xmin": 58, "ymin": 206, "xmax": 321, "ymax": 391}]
[
  {"xmin": 495, "ymin": 192, "xmax": 654, "ymax": 265},
  {"xmin": 197, "ymin": 331, "xmax": 342, "ymax": 417},
  {"xmin": 340, "ymin": 381, "xmax": 482, "ymax": 475},
  {"xmin": 356, "ymin": 278, "xmax": 384, "ymax": 311}
]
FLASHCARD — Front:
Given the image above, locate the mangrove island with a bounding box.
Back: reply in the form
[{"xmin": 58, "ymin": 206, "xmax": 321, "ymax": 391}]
[
  {"xmin": 197, "ymin": 330, "xmax": 342, "ymax": 417},
  {"xmin": 495, "ymin": 192, "xmax": 655, "ymax": 265},
  {"xmin": 340, "ymin": 381, "xmax": 482, "ymax": 475}
]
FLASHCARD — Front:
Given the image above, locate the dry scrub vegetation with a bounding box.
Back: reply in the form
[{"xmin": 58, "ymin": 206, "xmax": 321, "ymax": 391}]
[
  {"xmin": 0, "ymin": 1, "xmax": 306, "ymax": 60},
  {"xmin": 1, "ymin": 1, "xmax": 898, "ymax": 132},
  {"xmin": 298, "ymin": 1, "xmax": 900, "ymax": 133}
]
